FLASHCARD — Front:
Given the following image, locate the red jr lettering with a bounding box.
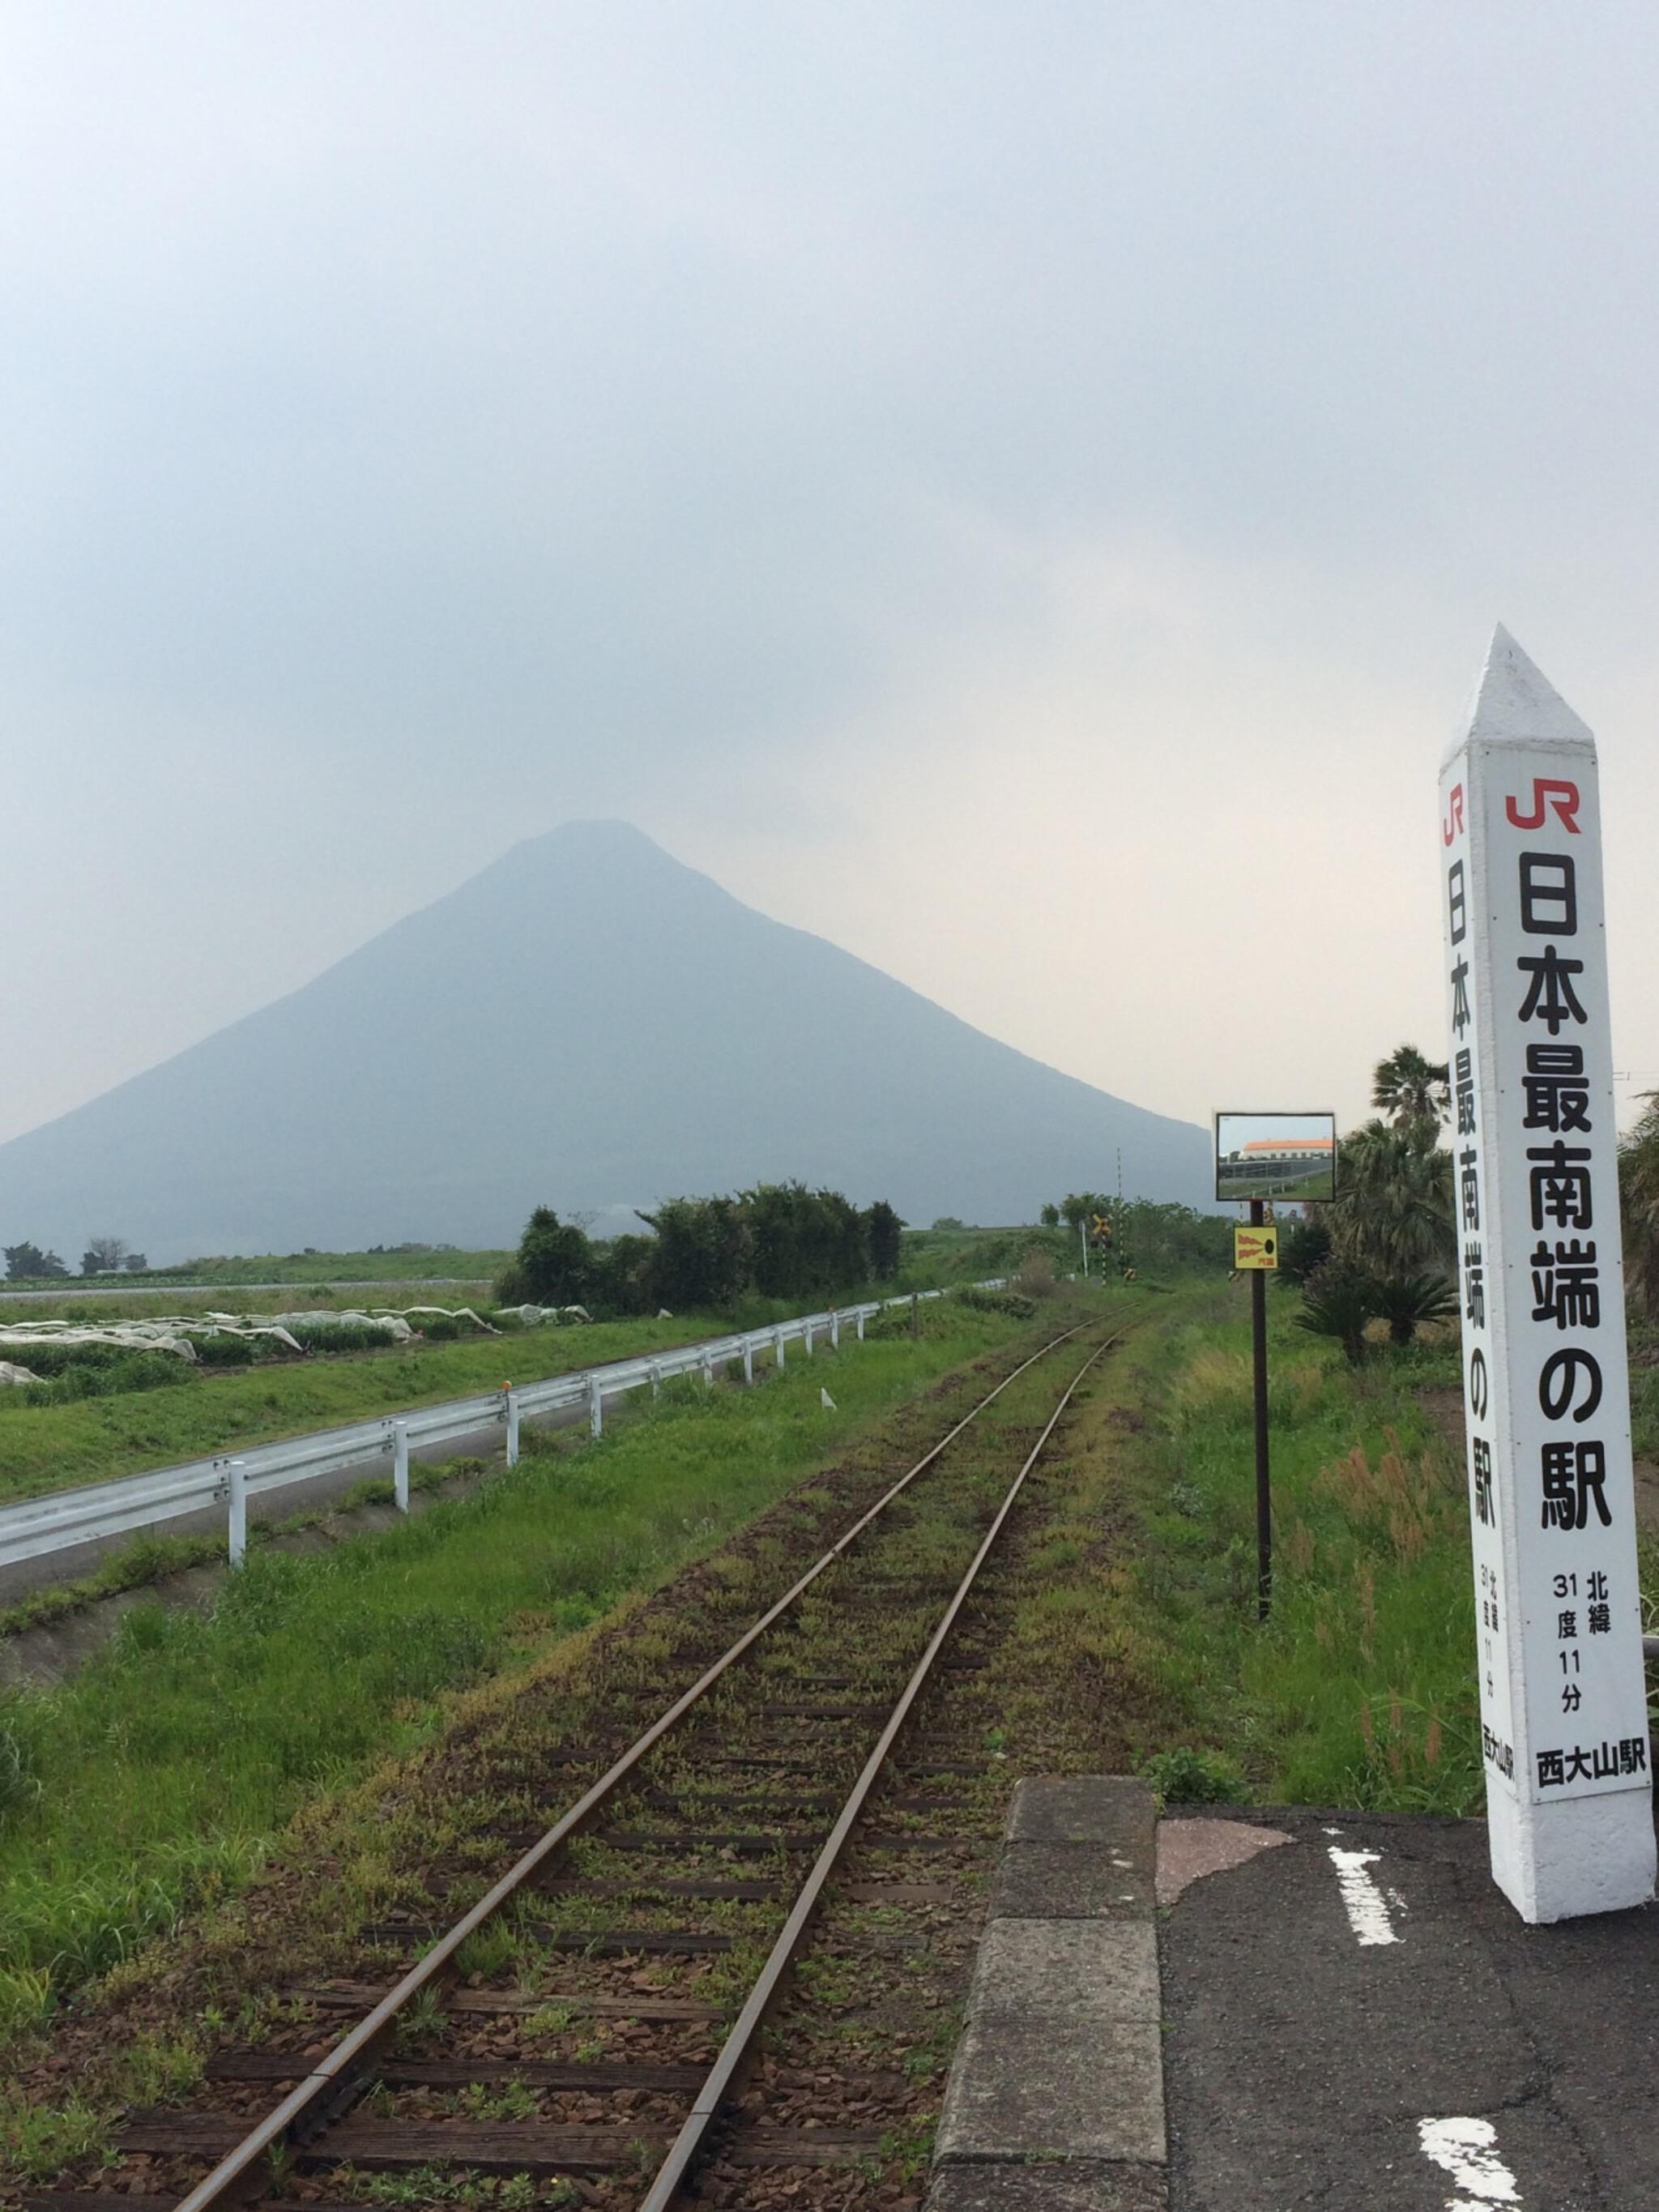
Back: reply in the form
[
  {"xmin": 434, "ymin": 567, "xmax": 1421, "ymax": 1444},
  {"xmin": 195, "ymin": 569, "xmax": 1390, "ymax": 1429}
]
[
  {"xmin": 1506, "ymin": 778, "xmax": 1580, "ymax": 834},
  {"xmin": 1442, "ymin": 784, "xmax": 1465, "ymax": 846}
]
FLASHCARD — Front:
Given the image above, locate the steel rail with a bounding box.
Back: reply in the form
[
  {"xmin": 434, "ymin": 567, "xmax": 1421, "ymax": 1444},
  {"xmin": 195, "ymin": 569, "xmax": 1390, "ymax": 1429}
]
[
  {"xmin": 636, "ymin": 1327, "xmax": 1121, "ymax": 2210},
  {"xmin": 166, "ymin": 1316, "xmax": 1089, "ymax": 2212}
]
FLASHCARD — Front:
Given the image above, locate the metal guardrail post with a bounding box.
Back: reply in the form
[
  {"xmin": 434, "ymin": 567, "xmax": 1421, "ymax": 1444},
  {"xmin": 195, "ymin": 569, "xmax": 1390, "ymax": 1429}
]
[
  {"xmin": 589, "ymin": 1373, "xmax": 603, "ymax": 1439},
  {"xmin": 505, "ymin": 1388, "xmax": 520, "ymax": 1467},
  {"xmin": 0, "ymin": 1278, "xmax": 1017, "ymax": 1576},
  {"xmin": 743, "ymin": 1335, "xmax": 754, "ymax": 1385},
  {"xmin": 830, "ymin": 1309, "xmax": 840, "ymax": 1350},
  {"xmin": 393, "ymin": 1422, "xmax": 409, "ymax": 1512},
  {"xmin": 804, "ymin": 1320, "xmax": 814, "ymax": 1358},
  {"xmin": 702, "ymin": 1352, "xmax": 714, "ymax": 1386},
  {"xmin": 228, "ymin": 1458, "xmax": 247, "ymax": 1567},
  {"xmin": 856, "ymin": 1309, "xmax": 866, "ymax": 1341}
]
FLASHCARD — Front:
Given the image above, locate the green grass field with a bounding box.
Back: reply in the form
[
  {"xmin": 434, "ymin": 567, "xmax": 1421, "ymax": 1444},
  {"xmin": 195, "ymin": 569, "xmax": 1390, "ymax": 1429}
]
[
  {"xmin": 0, "ymin": 1313, "xmax": 711, "ymax": 1506},
  {"xmin": 0, "ymin": 1298, "xmax": 1038, "ymax": 2043}
]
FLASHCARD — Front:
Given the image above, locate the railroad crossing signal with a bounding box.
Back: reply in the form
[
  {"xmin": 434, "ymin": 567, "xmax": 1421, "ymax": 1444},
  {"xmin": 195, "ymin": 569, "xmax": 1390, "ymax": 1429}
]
[{"xmin": 1090, "ymin": 1212, "xmax": 1113, "ymax": 1248}]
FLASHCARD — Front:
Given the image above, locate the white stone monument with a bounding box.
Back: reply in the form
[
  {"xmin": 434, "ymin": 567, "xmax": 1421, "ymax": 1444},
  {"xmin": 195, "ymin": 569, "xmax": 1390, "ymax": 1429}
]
[{"xmin": 1439, "ymin": 626, "xmax": 1653, "ymax": 1922}]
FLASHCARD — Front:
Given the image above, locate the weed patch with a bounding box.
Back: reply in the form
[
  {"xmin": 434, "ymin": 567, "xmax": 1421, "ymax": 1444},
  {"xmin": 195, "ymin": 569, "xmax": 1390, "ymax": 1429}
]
[{"xmin": 1111, "ymin": 1289, "xmax": 1483, "ymax": 1810}]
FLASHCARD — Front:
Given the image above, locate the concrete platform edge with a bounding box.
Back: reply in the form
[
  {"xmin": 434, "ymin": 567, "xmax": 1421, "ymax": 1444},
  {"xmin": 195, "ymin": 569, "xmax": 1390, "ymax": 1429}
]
[{"xmin": 927, "ymin": 1775, "xmax": 1167, "ymax": 2212}]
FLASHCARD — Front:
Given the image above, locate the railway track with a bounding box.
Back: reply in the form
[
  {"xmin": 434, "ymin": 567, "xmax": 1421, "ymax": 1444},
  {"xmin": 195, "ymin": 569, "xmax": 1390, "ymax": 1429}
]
[{"xmin": 29, "ymin": 1317, "xmax": 1126, "ymax": 2212}]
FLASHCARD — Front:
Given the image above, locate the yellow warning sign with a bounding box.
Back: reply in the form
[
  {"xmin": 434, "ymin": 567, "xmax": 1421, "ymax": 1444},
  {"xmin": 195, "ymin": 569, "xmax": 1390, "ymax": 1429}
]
[{"xmin": 1235, "ymin": 1226, "xmax": 1278, "ymax": 1270}]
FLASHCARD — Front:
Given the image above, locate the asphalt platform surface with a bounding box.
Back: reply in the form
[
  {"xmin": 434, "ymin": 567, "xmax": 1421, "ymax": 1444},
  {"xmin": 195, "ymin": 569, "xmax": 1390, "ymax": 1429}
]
[{"xmin": 1161, "ymin": 1802, "xmax": 1659, "ymax": 2211}]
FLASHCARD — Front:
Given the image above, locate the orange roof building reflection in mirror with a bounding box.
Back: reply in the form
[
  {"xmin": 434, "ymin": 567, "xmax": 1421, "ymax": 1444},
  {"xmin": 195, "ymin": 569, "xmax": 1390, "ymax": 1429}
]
[{"xmin": 1213, "ymin": 1112, "xmax": 1337, "ymax": 1204}]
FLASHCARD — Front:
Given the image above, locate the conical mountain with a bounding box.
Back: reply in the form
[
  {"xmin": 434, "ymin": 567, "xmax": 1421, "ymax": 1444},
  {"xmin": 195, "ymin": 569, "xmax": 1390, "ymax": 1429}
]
[{"xmin": 0, "ymin": 822, "xmax": 1213, "ymax": 1260}]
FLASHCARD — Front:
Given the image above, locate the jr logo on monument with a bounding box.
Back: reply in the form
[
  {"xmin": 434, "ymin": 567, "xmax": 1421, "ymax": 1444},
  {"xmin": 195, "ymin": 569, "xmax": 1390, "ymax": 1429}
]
[{"xmin": 1440, "ymin": 626, "xmax": 1654, "ymax": 1924}]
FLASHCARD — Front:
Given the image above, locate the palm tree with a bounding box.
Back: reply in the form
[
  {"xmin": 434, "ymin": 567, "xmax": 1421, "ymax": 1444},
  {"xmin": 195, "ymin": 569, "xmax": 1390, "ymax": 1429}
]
[
  {"xmin": 1619, "ymin": 1093, "xmax": 1659, "ymax": 1317},
  {"xmin": 1371, "ymin": 1044, "xmax": 1450, "ymax": 1128},
  {"xmin": 1327, "ymin": 1117, "xmax": 1456, "ymax": 1278}
]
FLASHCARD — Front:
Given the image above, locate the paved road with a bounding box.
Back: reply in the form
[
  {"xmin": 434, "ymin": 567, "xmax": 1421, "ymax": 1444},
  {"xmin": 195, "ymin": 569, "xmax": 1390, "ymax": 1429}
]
[{"xmin": 1161, "ymin": 1804, "xmax": 1659, "ymax": 2211}]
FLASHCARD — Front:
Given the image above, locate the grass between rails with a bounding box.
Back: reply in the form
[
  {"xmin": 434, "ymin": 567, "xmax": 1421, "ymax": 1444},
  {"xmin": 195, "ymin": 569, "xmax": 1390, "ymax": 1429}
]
[{"xmin": 0, "ymin": 1296, "xmax": 1047, "ymax": 2054}]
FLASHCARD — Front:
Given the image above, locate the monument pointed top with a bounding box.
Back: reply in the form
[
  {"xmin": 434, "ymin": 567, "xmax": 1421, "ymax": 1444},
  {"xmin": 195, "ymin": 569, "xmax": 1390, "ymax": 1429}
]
[{"xmin": 1449, "ymin": 625, "xmax": 1593, "ymax": 765}]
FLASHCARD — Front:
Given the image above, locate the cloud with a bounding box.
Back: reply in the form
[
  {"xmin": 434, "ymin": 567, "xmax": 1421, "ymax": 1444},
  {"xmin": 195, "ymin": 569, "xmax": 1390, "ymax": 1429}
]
[{"xmin": 3, "ymin": 2, "xmax": 1659, "ymax": 1142}]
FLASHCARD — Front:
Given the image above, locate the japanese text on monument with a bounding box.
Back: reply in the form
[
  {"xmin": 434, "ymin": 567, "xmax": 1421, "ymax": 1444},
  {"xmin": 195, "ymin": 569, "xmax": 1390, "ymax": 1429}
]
[{"xmin": 1441, "ymin": 754, "xmax": 1648, "ymax": 1803}]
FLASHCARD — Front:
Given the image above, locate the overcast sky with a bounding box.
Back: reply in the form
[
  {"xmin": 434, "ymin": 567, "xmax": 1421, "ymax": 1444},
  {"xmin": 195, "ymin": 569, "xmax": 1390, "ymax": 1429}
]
[{"xmin": 6, "ymin": 2, "xmax": 1658, "ymax": 1151}]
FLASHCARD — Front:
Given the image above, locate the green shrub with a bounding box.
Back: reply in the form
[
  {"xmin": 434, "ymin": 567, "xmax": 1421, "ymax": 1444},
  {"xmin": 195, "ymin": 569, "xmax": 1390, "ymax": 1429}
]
[
  {"xmin": 956, "ymin": 1287, "xmax": 1037, "ymax": 1321},
  {"xmin": 1292, "ymin": 1266, "xmax": 1375, "ymax": 1364},
  {"xmin": 282, "ymin": 1321, "xmax": 401, "ymax": 1356},
  {"xmin": 1141, "ymin": 1745, "xmax": 1246, "ymax": 1804},
  {"xmin": 190, "ymin": 1333, "xmax": 261, "ymax": 1367},
  {"xmin": 1369, "ymin": 1272, "xmax": 1458, "ymax": 1347}
]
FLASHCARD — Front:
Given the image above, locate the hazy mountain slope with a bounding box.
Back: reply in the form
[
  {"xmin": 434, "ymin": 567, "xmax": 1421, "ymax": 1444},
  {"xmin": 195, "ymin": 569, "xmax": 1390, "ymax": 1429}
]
[{"xmin": 0, "ymin": 822, "xmax": 1213, "ymax": 1260}]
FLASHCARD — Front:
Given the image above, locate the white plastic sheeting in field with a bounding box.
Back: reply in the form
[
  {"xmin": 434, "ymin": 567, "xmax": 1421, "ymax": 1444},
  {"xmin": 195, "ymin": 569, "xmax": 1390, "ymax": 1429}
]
[{"xmin": 0, "ymin": 1305, "xmax": 496, "ymax": 1363}]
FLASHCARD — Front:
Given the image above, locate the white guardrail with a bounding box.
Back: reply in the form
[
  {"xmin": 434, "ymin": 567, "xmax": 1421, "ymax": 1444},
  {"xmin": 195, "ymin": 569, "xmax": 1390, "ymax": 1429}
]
[{"xmin": 0, "ymin": 1282, "xmax": 1009, "ymax": 1574}]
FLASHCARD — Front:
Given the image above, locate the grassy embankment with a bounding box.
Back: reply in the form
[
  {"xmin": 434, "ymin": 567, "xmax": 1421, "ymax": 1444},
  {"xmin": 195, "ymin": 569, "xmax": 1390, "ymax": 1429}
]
[
  {"xmin": 0, "ymin": 1313, "xmax": 714, "ymax": 1508},
  {"xmin": 0, "ymin": 1258, "xmax": 1021, "ymax": 1510},
  {"xmin": 0, "ymin": 1293, "xmax": 1054, "ymax": 2056},
  {"xmin": 0, "ymin": 1233, "xmax": 1066, "ymax": 1632}
]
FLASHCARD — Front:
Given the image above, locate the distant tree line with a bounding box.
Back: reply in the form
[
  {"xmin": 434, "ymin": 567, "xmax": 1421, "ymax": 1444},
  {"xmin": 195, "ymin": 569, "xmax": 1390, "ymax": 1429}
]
[
  {"xmin": 3, "ymin": 1238, "xmax": 150, "ymax": 1281},
  {"xmin": 497, "ymin": 1183, "xmax": 906, "ymax": 1315},
  {"xmin": 3, "ymin": 1241, "xmax": 69, "ymax": 1280}
]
